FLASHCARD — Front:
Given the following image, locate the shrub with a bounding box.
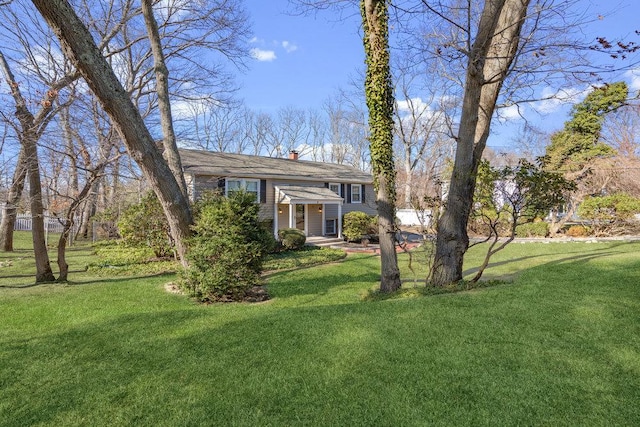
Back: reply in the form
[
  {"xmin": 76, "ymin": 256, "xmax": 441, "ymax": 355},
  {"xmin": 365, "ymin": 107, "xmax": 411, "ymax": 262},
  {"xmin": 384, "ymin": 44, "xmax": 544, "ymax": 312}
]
[
  {"xmin": 278, "ymin": 228, "xmax": 306, "ymax": 250},
  {"xmin": 566, "ymin": 225, "xmax": 590, "ymax": 237},
  {"xmin": 515, "ymin": 221, "xmax": 549, "ymax": 237},
  {"xmin": 180, "ymin": 191, "xmax": 273, "ymax": 301},
  {"xmin": 578, "ymin": 193, "xmax": 640, "ymax": 235},
  {"xmin": 343, "ymin": 211, "xmax": 376, "ymax": 242},
  {"xmin": 117, "ymin": 192, "xmax": 173, "ymax": 258}
]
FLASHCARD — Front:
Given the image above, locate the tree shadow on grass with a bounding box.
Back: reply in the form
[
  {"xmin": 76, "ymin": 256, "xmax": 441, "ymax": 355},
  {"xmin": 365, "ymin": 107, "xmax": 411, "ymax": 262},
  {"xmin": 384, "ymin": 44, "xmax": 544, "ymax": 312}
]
[
  {"xmin": 266, "ymin": 254, "xmax": 381, "ymax": 301},
  {"xmin": 461, "ymin": 241, "xmax": 636, "ymax": 281},
  {"xmin": 3, "ymin": 270, "xmax": 640, "ymax": 427},
  {"xmin": 0, "ymin": 271, "xmax": 175, "ymax": 289},
  {"xmin": 462, "ymin": 251, "xmax": 618, "ymax": 281}
]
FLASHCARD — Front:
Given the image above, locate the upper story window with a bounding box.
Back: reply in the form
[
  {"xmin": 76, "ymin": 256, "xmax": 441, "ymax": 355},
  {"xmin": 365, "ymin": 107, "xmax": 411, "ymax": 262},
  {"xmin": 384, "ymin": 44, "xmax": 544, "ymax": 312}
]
[
  {"xmin": 226, "ymin": 178, "xmax": 259, "ymax": 201},
  {"xmin": 329, "ymin": 183, "xmax": 341, "ymax": 196},
  {"xmin": 351, "ymin": 184, "xmax": 362, "ymax": 203}
]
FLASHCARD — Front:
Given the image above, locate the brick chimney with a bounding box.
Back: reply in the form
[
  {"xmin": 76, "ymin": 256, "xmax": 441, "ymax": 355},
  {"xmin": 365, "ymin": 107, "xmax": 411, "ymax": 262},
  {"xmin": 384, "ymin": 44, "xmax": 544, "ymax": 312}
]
[{"xmin": 289, "ymin": 150, "xmax": 299, "ymax": 160}]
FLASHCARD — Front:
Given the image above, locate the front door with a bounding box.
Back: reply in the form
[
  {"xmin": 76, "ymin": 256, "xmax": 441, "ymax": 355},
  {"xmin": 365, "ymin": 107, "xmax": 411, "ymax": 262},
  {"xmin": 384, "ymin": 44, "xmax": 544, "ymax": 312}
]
[{"xmin": 296, "ymin": 204, "xmax": 305, "ymax": 231}]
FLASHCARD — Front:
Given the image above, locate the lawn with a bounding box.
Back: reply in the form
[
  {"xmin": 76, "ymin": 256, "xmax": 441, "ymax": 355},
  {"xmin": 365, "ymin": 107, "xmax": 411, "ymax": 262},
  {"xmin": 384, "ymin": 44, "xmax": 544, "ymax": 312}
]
[{"xmin": 1, "ymin": 234, "xmax": 640, "ymax": 426}]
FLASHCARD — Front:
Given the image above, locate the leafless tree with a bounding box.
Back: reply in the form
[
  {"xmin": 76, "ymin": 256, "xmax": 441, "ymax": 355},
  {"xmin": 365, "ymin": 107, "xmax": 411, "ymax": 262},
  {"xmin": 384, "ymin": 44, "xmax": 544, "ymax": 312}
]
[
  {"xmin": 141, "ymin": 0, "xmax": 188, "ymax": 199},
  {"xmin": 30, "ymin": 0, "xmax": 195, "ymax": 265},
  {"xmin": 393, "ymin": 67, "xmax": 456, "ymax": 207}
]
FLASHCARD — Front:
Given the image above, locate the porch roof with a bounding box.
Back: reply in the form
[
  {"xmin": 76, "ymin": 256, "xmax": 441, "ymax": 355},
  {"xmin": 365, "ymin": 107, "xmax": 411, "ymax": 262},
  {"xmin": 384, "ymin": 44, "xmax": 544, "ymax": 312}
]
[{"xmin": 275, "ymin": 186, "xmax": 344, "ymax": 205}]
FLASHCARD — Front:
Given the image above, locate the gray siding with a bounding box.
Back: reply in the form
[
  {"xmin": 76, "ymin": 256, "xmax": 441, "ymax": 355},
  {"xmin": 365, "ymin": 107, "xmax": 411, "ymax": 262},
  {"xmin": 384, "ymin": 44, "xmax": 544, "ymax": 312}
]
[{"xmin": 192, "ymin": 174, "xmax": 376, "ymax": 236}]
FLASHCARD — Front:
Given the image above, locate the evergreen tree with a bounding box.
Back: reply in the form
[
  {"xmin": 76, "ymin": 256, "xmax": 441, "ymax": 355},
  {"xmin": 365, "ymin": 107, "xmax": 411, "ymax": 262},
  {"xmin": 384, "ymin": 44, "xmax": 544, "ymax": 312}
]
[{"xmin": 544, "ymin": 82, "xmax": 628, "ymax": 171}]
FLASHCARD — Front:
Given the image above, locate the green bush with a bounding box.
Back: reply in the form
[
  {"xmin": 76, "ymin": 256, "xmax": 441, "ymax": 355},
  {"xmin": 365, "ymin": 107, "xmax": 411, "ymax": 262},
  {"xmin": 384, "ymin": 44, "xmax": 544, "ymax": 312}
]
[
  {"xmin": 578, "ymin": 193, "xmax": 640, "ymax": 222},
  {"xmin": 578, "ymin": 193, "xmax": 640, "ymax": 235},
  {"xmin": 515, "ymin": 221, "xmax": 549, "ymax": 238},
  {"xmin": 343, "ymin": 211, "xmax": 376, "ymax": 242},
  {"xmin": 117, "ymin": 192, "xmax": 173, "ymax": 258},
  {"xmin": 278, "ymin": 228, "xmax": 306, "ymax": 250},
  {"xmin": 180, "ymin": 191, "xmax": 273, "ymax": 302}
]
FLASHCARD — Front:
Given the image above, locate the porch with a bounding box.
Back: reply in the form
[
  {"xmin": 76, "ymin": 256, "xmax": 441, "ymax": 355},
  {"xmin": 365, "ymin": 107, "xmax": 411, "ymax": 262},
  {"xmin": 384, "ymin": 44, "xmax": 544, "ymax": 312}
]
[{"xmin": 273, "ymin": 185, "xmax": 344, "ymax": 238}]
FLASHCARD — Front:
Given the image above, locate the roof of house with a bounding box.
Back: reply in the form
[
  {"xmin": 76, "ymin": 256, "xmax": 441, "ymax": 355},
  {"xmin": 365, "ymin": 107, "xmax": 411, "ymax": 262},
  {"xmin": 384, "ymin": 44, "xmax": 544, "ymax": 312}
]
[
  {"xmin": 179, "ymin": 149, "xmax": 373, "ymax": 184},
  {"xmin": 275, "ymin": 185, "xmax": 345, "ymax": 204}
]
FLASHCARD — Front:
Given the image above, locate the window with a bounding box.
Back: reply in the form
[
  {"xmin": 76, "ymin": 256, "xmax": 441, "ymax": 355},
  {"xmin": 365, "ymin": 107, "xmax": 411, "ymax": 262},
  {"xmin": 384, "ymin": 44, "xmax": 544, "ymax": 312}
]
[
  {"xmin": 226, "ymin": 179, "xmax": 260, "ymax": 201},
  {"xmin": 351, "ymin": 184, "xmax": 362, "ymax": 203},
  {"xmin": 325, "ymin": 219, "xmax": 336, "ymax": 235},
  {"xmin": 329, "ymin": 183, "xmax": 341, "ymax": 196}
]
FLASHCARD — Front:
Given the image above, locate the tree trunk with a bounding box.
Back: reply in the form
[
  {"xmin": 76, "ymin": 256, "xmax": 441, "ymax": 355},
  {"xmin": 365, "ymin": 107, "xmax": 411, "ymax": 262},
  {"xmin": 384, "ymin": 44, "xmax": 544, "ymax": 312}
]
[
  {"xmin": 141, "ymin": 0, "xmax": 189, "ymax": 200},
  {"xmin": 404, "ymin": 154, "xmax": 413, "ymax": 208},
  {"xmin": 77, "ymin": 187, "xmax": 98, "ymax": 239},
  {"xmin": 0, "ymin": 147, "xmax": 27, "ymax": 252},
  {"xmin": 30, "ymin": 0, "xmax": 193, "ymax": 265},
  {"xmin": 0, "ymin": 50, "xmax": 56, "ymax": 281},
  {"xmin": 361, "ymin": 0, "xmax": 401, "ymax": 293},
  {"xmin": 431, "ymin": 0, "xmax": 530, "ymax": 286},
  {"xmin": 25, "ymin": 131, "xmax": 56, "ymax": 282},
  {"xmin": 57, "ymin": 167, "xmax": 103, "ymax": 281}
]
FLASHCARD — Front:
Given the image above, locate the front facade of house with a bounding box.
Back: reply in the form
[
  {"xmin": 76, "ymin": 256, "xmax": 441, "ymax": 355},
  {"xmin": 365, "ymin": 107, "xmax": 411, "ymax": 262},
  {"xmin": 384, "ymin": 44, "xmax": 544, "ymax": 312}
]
[{"xmin": 179, "ymin": 149, "xmax": 376, "ymax": 238}]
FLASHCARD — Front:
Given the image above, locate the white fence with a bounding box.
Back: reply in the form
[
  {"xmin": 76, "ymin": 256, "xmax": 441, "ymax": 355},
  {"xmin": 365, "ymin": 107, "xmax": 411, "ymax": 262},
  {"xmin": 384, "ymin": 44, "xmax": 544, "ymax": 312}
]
[
  {"xmin": 8, "ymin": 213, "xmax": 81, "ymax": 235},
  {"xmin": 396, "ymin": 209, "xmax": 433, "ymax": 227}
]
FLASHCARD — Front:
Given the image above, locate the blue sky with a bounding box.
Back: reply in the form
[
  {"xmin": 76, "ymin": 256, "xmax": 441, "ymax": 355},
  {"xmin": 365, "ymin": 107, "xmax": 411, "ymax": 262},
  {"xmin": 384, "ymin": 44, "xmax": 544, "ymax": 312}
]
[
  {"xmin": 238, "ymin": 0, "xmax": 640, "ymax": 148},
  {"xmin": 238, "ymin": 0, "xmax": 363, "ymax": 112}
]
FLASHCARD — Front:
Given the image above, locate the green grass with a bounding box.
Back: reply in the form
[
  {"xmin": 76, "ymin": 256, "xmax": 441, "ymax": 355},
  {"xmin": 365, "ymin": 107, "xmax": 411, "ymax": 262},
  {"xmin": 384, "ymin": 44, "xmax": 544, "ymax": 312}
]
[{"xmin": 1, "ymin": 234, "xmax": 640, "ymax": 426}]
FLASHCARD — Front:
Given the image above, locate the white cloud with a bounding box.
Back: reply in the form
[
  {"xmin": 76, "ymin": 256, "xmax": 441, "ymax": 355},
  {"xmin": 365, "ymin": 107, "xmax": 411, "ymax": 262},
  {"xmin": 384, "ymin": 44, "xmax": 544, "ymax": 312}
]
[
  {"xmin": 282, "ymin": 41, "xmax": 298, "ymax": 53},
  {"xmin": 498, "ymin": 104, "xmax": 522, "ymax": 122},
  {"xmin": 624, "ymin": 68, "xmax": 640, "ymax": 92},
  {"xmin": 250, "ymin": 48, "xmax": 277, "ymax": 62},
  {"xmin": 534, "ymin": 86, "xmax": 584, "ymax": 114},
  {"xmin": 396, "ymin": 97, "xmax": 430, "ymax": 115}
]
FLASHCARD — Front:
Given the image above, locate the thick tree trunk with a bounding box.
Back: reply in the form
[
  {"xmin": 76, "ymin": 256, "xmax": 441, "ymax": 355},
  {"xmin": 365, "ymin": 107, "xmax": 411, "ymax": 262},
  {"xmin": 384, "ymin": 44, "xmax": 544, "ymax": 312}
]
[
  {"xmin": 377, "ymin": 181, "xmax": 401, "ymax": 292},
  {"xmin": 25, "ymin": 131, "xmax": 56, "ymax": 282},
  {"xmin": 0, "ymin": 50, "xmax": 56, "ymax": 281},
  {"xmin": 0, "ymin": 147, "xmax": 27, "ymax": 252},
  {"xmin": 361, "ymin": 0, "xmax": 401, "ymax": 293},
  {"xmin": 431, "ymin": 0, "xmax": 530, "ymax": 286},
  {"xmin": 30, "ymin": 0, "xmax": 193, "ymax": 265},
  {"xmin": 141, "ymin": 0, "xmax": 189, "ymax": 200}
]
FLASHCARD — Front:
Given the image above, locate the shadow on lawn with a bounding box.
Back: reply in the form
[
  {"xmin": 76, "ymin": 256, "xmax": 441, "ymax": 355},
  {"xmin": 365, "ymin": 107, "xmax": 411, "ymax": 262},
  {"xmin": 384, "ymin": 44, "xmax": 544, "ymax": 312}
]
[
  {"xmin": 0, "ymin": 271, "xmax": 174, "ymax": 289},
  {"xmin": 3, "ymin": 261, "xmax": 640, "ymax": 427},
  {"xmin": 462, "ymin": 251, "xmax": 618, "ymax": 280},
  {"xmin": 267, "ymin": 254, "xmax": 381, "ymax": 300},
  {"xmin": 462, "ymin": 241, "xmax": 634, "ymax": 281}
]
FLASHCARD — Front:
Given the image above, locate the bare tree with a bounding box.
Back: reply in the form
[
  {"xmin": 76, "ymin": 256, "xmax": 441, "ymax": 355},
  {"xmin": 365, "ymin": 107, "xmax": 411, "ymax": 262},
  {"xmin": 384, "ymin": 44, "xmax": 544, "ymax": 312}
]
[
  {"xmin": 393, "ymin": 68, "xmax": 456, "ymax": 207},
  {"xmin": 602, "ymin": 103, "xmax": 640, "ymax": 159},
  {"xmin": 323, "ymin": 89, "xmax": 370, "ymax": 169},
  {"xmin": 182, "ymin": 100, "xmax": 248, "ymax": 153},
  {"xmin": 141, "ymin": 0, "xmax": 188, "ymax": 199},
  {"xmin": 0, "ymin": 49, "xmax": 81, "ymax": 280},
  {"xmin": 30, "ymin": 0, "xmax": 194, "ymax": 265}
]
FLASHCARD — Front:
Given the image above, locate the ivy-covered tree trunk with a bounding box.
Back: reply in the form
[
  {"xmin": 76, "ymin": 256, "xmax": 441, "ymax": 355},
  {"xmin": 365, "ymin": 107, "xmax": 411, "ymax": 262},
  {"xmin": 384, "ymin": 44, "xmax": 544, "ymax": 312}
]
[
  {"xmin": 361, "ymin": 0, "xmax": 401, "ymax": 293},
  {"xmin": 431, "ymin": 0, "xmax": 530, "ymax": 286}
]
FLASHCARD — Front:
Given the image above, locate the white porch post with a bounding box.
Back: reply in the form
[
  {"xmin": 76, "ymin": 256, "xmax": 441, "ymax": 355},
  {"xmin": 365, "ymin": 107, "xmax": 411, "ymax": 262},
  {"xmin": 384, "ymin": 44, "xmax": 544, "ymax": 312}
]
[
  {"xmin": 273, "ymin": 203, "xmax": 279, "ymax": 239},
  {"xmin": 304, "ymin": 204, "xmax": 309, "ymax": 236},
  {"xmin": 289, "ymin": 204, "xmax": 295, "ymax": 228},
  {"xmin": 337, "ymin": 203, "xmax": 342, "ymax": 238},
  {"xmin": 321, "ymin": 203, "xmax": 326, "ymax": 236}
]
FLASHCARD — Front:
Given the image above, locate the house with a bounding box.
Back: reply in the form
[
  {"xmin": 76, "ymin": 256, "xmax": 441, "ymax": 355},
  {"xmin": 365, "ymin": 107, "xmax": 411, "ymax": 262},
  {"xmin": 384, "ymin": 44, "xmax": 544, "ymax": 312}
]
[{"xmin": 179, "ymin": 149, "xmax": 376, "ymax": 238}]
